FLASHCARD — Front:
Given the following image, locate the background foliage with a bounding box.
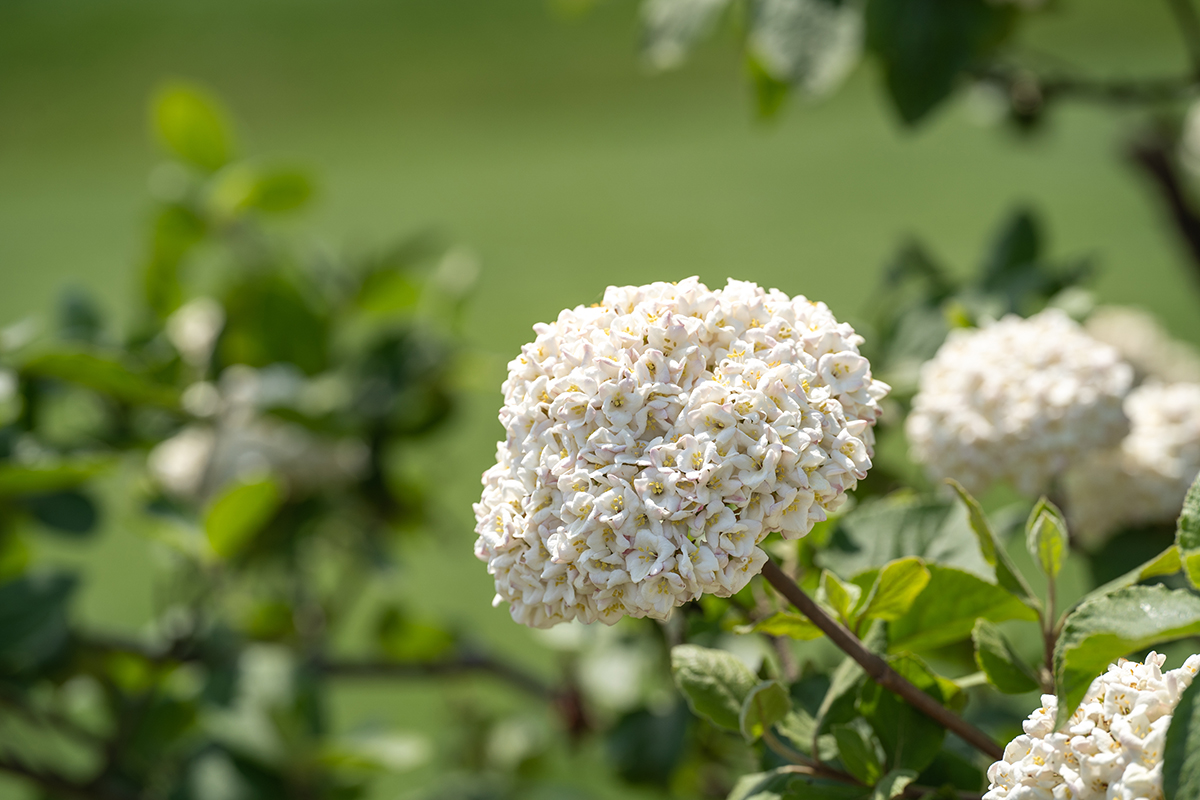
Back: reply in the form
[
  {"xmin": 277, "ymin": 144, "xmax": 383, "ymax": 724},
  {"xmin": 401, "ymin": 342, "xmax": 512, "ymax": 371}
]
[{"xmin": 3, "ymin": 1, "xmax": 1200, "ymax": 799}]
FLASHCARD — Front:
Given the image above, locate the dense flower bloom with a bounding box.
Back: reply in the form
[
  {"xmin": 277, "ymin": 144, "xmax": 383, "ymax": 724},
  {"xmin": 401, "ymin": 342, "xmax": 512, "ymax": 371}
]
[
  {"xmin": 985, "ymin": 652, "xmax": 1200, "ymax": 800},
  {"xmin": 1064, "ymin": 381, "xmax": 1200, "ymax": 541},
  {"xmin": 473, "ymin": 278, "xmax": 889, "ymax": 628},
  {"xmin": 1085, "ymin": 306, "xmax": 1200, "ymax": 385},
  {"xmin": 906, "ymin": 309, "xmax": 1132, "ymax": 497}
]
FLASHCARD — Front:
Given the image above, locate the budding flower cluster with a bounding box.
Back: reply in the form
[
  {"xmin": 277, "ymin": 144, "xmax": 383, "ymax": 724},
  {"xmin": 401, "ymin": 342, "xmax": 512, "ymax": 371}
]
[
  {"xmin": 907, "ymin": 309, "xmax": 1132, "ymax": 497},
  {"xmin": 473, "ymin": 278, "xmax": 888, "ymax": 628},
  {"xmin": 986, "ymin": 652, "xmax": 1200, "ymax": 800},
  {"xmin": 1065, "ymin": 381, "xmax": 1200, "ymax": 541}
]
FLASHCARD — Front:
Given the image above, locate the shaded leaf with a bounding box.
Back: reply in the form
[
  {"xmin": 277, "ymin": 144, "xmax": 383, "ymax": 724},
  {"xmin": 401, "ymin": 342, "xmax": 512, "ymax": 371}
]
[
  {"xmin": 25, "ymin": 490, "xmax": 99, "ymax": 537},
  {"xmin": 1054, "ymin": 585, "xmax": 1200, "ymax": 727},
  {"xmin": 889, "ymin": 565, "xmax": 1039, "ymax": 652},
  {"xmin": 858, "ymin": 654, "xmax": 952, "ymax": 773},
  {"xmin": 831, "ymin": 721, "xmax": 883, "ymax": 784},
  {"xmin": 0, "ymin": 572, "xmax": 76, "ymax": 675},
  {"xmin": 728, "ymin": 768, "xmax": 867, "ymax": 800},
  {"xmin": 972, "ymin": 619, "xmax": 1040, "ymax": 694},
  {"xmin": 1164, "ymin": 677, "xmax": 1200, "ymax": 800},
  {"xmin": 671, "ymin": 644, "xmax": 758, "ymax": 731},
  {"xmin": 1179, "ymin": 473, "xmax": 1200, "ymax": 589},
  {"xmin": 21, "ymin": 350, "xmax": 180, "ymax": 408},
  {"xmin": 375, "ymin": 607, "xmax": 455, "ymax": 662},
  {"xmin": 947, "ymin": 480, "xmax": 1039, "ymax": 609},
  {"xmin": 740, "ymin": 680, "xmax": 792, "ymax": 742}
]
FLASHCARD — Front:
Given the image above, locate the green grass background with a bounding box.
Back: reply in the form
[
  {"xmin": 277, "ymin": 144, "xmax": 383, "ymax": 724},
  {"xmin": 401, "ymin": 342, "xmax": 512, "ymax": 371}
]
[{"xmin": 2, "ymin": 0, "xmax": 1200, "ymax": 797}]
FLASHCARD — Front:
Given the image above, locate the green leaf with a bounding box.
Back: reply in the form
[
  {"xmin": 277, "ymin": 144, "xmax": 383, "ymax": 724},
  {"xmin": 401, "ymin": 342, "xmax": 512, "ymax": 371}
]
[
  {"xmin": 889, "ymin": 565, "xmax": 1040, "ymax": 652},
  {"xmin": 205, "ymin": 477, "xmax": 283, "ymax": 560},
  {"xmin": 641, "ymin": 0, "xmax": 731, "ymax": 70},
  {"xmin": 209, "ymin": 164, "xmax": 314, "ymax": 217},
  {"xmin": 1083, "ymin": 545, "xmax": 1182, "ymax": 603},
  {"xmin": 153, "ymin": 82, "xmax": 235, "ymax": 172},
  {"xmin": 980, "ymin": 208, "xmax": 1041, "ymax": 291},
  {"xmin": 220, "ymin": 273, "xmax": 330, "ymax": 376},
  {"xmin": 728, "ymin": 769, "xmax": 867, "ymax": 800},
  {"xmin": 1164, "ymin": 677, "xmax": 1200, "ymax": 800},
  {"xmin": 0, "ymin": 572, "xmax": 76, "ymax": 675},
  {"xmin": 1054, "ymin": 585, "xmax": 1200, "ymax": 727},
  {"xmin": 820, "ymin": 493, "xmax": 991, "ymax": 580},
  {"xmin": 820, "ymin": 570, "xmax": 861, "ymax": 625},
  {"xmin": 859, "ymin": 557, "xmax": 931, "ymax": 623},
  {"xmin": 972, "ymin": 619, "xmax": 1040, "ymax": 694},
  {"xmin": 0, "ymin": 458, "xmax": 111, "ymax": 497},
  {"xmin": 375, "ymin": 607, "xmax": 455, "ymax": 662},
  {"xmin": 858, "ymin": 654, "xmax": 951, "ymax": 774},
  {"xmin": 746, "ymin": 0, "xmax": 862, "ymax": 97},
  {"xmin": 671, "ymin": 644, "xmax": 759, "ymax": 731},
  {"xmin": 740, "ymin": 680, "xmax": 792, "ymax": 742},
  {"xmin": 1178, "ymin": 473, "xmax": 1200, "ymax": 589},
  {"xmin": 21, "ymin": 350, "xmax": 180, "ymax": 409},
  {"xmin": 871, "ymin": 769, "xmax": 918, "ymax": 800},
  {"xmin": 25, "ymin": 490, "xmax": 99, "ymax": 537},
  {"xmin": 864, "ymin": 0, "xmax": 1013, "ymax": 125},
  {"xmin": 831, "ymin": 721, "xmax": 883, "ymax": 784},
  {"xmin": 1026, "ymin": 498, "xmax": 1068, "ymax": 581},
  {"xmin": 947, "ymin": 480, "xmax": 1039, "ymax": 610},
  {"xmin": 735, "ymin": 611, "xmax": 825, "ymax": 640}
]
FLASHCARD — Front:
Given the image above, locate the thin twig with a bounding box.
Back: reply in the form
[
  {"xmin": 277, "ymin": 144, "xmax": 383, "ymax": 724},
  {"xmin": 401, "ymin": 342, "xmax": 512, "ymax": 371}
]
[
  {"xmin": 974, "ymin": 64, "xmax": 1195, "ymax": 108},
  {"xmin": 1167, "ymin": 0, "xmax": 1200, "ymax": 80},
  {"xmin": 759, "ymin": 560, "xmax": 1004, "ymax": 762}
]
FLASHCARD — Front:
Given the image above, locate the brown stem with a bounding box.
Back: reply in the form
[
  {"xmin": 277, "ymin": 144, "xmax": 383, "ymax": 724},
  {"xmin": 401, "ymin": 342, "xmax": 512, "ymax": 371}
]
[
  {"xmin": 759, "ymin": 560, "xmax": 1004, "ymax": 762},
  {"xmin": 1127, "ymin": 134, "xmax": 1200, "ymax": 288}
]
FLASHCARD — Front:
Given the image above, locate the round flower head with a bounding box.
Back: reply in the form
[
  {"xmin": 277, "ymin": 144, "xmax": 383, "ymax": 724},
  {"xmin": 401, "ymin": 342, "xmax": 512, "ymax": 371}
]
[
  {"xmin": 1064, "ymin": 382, "xmax": 1200, "ymax": 542},
  {"xmin": 985, "ymin": 651, "xmax": 1200, "ymax": 800},
  {"xmin": 906, "ymin": 309, "xmax": 1132, "ymax": 497},
  {"xmin": 1085, "ymin": 306, "xmax": 1200, "ymax": 385},
  {"xmin": 473, "ymin": 277, "xmax": 889, "ymax": 628}
]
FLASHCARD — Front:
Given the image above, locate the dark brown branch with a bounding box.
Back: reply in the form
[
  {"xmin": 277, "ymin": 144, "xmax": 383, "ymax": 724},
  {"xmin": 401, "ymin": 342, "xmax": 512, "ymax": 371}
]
[
  {"xmin": 1127, "ymin": 134, "xmax": 1200, "ymax": 287},
  {"xmin": 759, "ymin": 560, "xmax": 1004, "ymax": 762}
]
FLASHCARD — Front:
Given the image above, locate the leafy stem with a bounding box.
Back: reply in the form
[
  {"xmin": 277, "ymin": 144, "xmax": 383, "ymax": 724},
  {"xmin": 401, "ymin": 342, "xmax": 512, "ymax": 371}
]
[{"xmin": 758, "ymin": 560, "xmax": 1004, "ymax": 761}]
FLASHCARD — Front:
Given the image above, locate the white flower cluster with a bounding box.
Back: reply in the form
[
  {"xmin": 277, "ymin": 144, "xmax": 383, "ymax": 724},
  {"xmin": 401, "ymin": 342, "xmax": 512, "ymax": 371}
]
[
  {"xmin": 907, "ymin": 309, "xmax": 1132, "ymax": 497},
  {"xmin": 986, "ymin": 652, "xmax": 1200, "ymax": 800},
  {"xmin": 1065, "ymin": 382, "xmax": 1200, "ymax": 541},
  {"xmin": 1085, "ymin": 306, "xmax": 1200, "ymax": 385},
  {"xmin": 474, "ymin": 278, "xmax": 889, "ymax": 629},
  {"xmin": 149, "ymin": 366, "xmax": 367, "ymax": 502}
]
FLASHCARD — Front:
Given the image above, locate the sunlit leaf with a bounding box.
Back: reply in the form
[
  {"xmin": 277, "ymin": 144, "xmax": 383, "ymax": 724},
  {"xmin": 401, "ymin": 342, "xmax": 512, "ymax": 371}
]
[
  {"xmin": 889, "ymin": 565, "xmax": 1039, "ymax": 652},
  {"xmin": 205, "ymin": 476, "xmax": 283, "ymax": 560},
  {"xmin": 671, "ymin": 644, "xmax": 758, "ymax": 732},
  {"xmin": 153, "ymin": 82, "xmax": 235, "ymax": 171}
]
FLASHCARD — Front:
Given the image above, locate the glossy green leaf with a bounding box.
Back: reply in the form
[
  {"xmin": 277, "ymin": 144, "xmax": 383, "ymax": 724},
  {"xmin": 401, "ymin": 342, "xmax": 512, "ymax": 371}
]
[
  {"xmin": 641, "ymin": 0, "xmax": 731, "ymax": 70},
  {"xmin": 889, "ymin": 565, "xmax": 1040, "ymax": 652},
  {"xmin": 671, "ymin": 644, "xmax": 759, "ymax": 732},
  {"xmin": 1054, "ymin": 585, "xmax": 1200, "ymax": 727},
  {"xmin": 1178, "ymin": 473, "xmax": 1200, "ymax": 589},
  {"xmin": 831, "ymin": 721, "xmax": 883, "ymax": 784},
  {"xmin": 205, "ymin": 477, "xmax": 283, "ymax": 560},
  {"xmin": 740, "ymin": 680, "xmax": 792, "ymax": 742},
  {"xmin": 1083, "ymin": 545, "xmax": 1182, "ymax": 603},
  {"xmin": 735, "ymin": 611, "xmax": 825, "ymax": 640},
  {"xmin": 1026, "ymin": 498, "xmax": 1068, "ymax": 580},
  {"xmin": 153, "ymin": 82, "xmax": 235, "ymax": 171},
  {"xmin": 871, "ymin": 769, "xmax": 918, "ymax": 800},
  {"xmin": 859, "ymin": 557, "xmax": 931, "ymax": 623},
  {"xmin": 972, "ymin": 619, "xmax": 1040, "ymax": 694},
  {"xmin": 947, "ymin": 480, "xmax": 1039, "ymax": 609},
  {"xmin": 1164, "ymin": 677, "xmax": 1200, "ymax": 800}
]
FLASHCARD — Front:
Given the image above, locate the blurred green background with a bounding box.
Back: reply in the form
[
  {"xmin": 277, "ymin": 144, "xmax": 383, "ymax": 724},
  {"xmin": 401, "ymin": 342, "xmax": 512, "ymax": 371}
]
[{"xmin": 2, "ymin": 0, "xmax": 1199, "ymax": 797}]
